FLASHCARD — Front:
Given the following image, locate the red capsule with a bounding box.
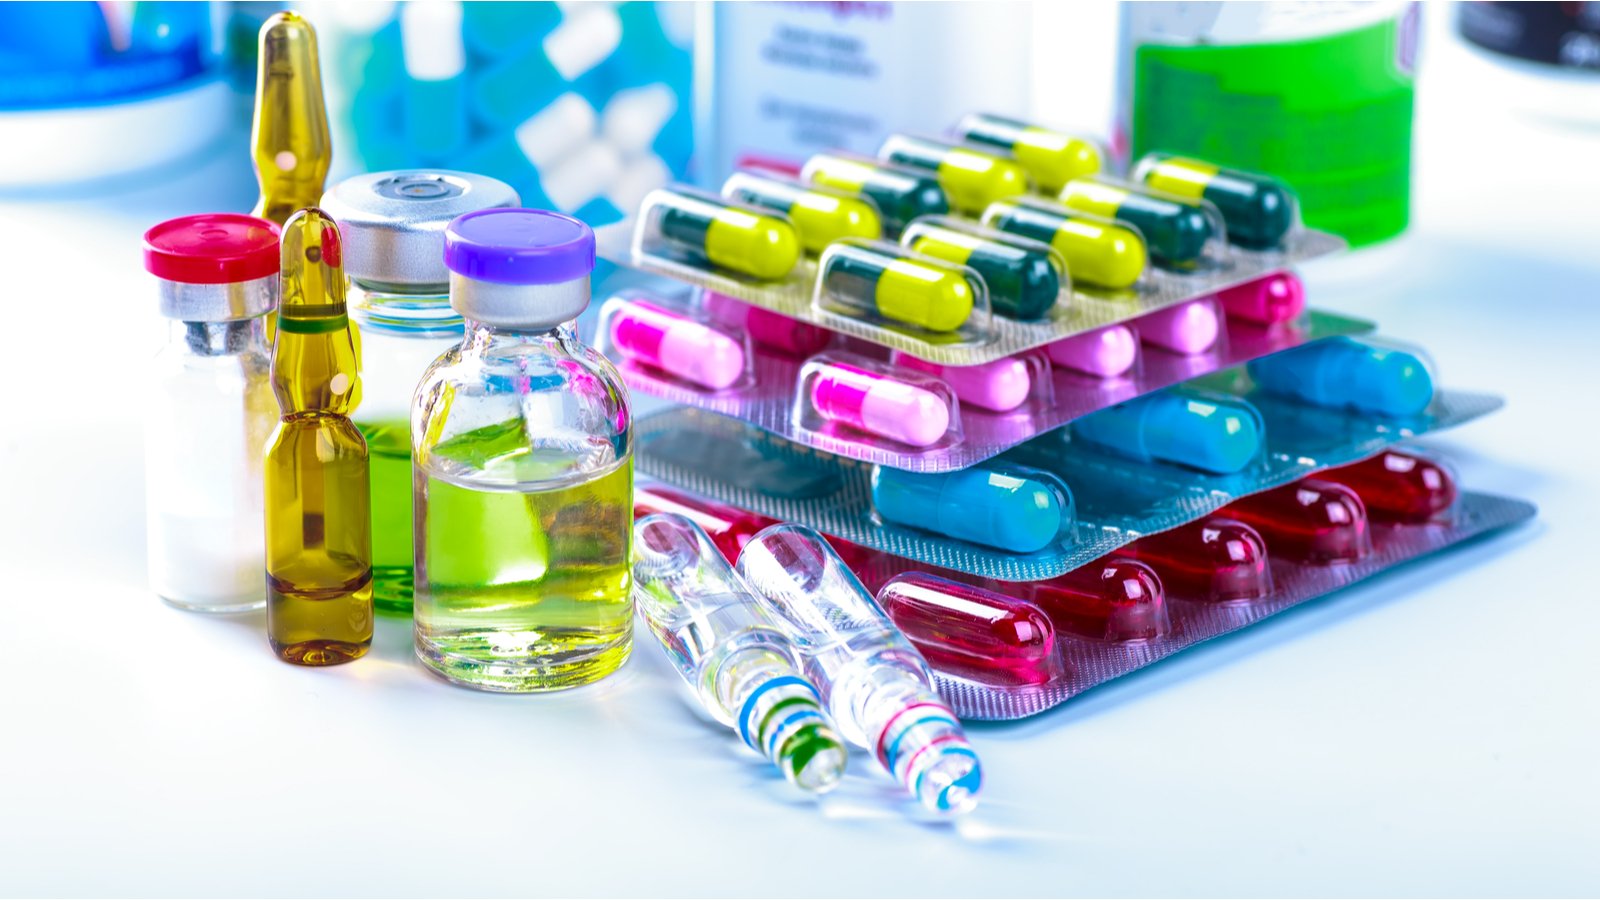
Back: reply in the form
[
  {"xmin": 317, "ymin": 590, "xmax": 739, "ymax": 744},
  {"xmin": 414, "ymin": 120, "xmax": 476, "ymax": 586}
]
[
  {"xmin": 878, "ymin": 573, "xmax": 1060, "ymax": 685},
  {"xmin": 1222, "ymin": 479, "xmax": 1370, "ymax": 563},
  {"xmin": 1127, "ymin": 516, "xmax": 1272, "ymax": 602},
  {"xmin": 634, "ymin": 483, "xmax": 779, "ymax": 563},
  {"xmin": 1320, "ymin": 450, "xmax": 1457, "ymax": 523},
  {"xmin": 1021, "ymin": 557, "xmax": 1168, "ymax": 641}
]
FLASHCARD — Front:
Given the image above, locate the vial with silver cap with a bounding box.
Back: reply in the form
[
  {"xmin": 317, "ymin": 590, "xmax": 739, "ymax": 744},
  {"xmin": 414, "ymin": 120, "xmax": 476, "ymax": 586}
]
[
  {"xmin": 141, "ymin": 213, "xmax": 281, "ymax": 613},
  {"xmin": 320, "ymin": 169, "xmax": 519, "ymax": 614},
  {"xmin": 413, "ymin": 209, "xmax": 633, "ymax": 691},
  {"xmin": 735, "ymin": 524, "xmax": 984, "ymax": 815}
]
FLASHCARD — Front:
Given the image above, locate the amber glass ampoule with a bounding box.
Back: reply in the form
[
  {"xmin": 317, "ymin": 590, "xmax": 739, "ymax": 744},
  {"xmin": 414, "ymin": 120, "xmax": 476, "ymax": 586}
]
[
  {"xmin": 251, "ymin": 12, "xmax": 331, "ymax": 227},
  {"xmin": 265, "ymin": 208, "xmax": 373, "ymax": 666}
]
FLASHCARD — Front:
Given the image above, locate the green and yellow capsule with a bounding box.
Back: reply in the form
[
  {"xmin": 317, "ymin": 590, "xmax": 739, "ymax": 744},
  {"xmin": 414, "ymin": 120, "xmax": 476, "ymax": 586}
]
[
  {"xmin": 722, "ymin": 171, "xmax": 883, "ymax": 255},
  {"xmin": 981, "ymin": 199, "xmax": 1147, "ymax": 290},
  {"xmin": 1133, "ymin": 154, "xmax": 1297, "ymax": 250},
  {"xmin": 901, "ymin": 218, "xmax": 1062, "ymax": 320},
  {"xmin": 652, "ymin": 188, "xmax": 801, "ymax": 281},
  {"xmin": 820, "ymin": 243, "xmax": 980, "ymax": 333},
  {"xmin": 800, "ymin": 153, "xmax": 950, "ymax": 235},
  {"xmin": 956, "ymin": 113, "xmax": 1102, "ymax": 194},
  {"xmin": 878, "ymin": 134, "xmax": 1029, "ymax": 215},
  {"xmin": 1058, "ymin": 176, "xmax": 1215, "ymax": 268}
]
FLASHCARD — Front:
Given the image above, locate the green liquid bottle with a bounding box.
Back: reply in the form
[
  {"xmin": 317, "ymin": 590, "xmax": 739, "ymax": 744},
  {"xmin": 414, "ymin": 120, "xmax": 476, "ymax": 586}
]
[
  {"xmin": 321, "ymin": 169, "xmax": 519, "ymax": 614},
  {"xmin": 413, "ymin": 209, "xmax": 632, "ymax": 692}
]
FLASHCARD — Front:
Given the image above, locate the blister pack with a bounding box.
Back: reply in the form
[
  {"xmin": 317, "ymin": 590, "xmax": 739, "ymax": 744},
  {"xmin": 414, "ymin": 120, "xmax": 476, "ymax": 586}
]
[
  {"xmin": 632, "ymin": 369, "xmax": 1503, "ymax": 581},
  {"xmin": 632, "ymin": 456, "xmax": 1537, "ymax": 722},
  {"xmin": 593, "ymin": 275, "xmax": 1374, "ymax": 472}
]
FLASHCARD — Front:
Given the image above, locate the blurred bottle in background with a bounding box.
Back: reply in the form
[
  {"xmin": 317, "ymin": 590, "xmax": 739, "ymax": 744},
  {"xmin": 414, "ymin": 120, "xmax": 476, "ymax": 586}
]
[
  {"xmin": 316, "ymin": 1, "xmax": 694, "ymax": 232},
  {"xmin": 1456, "ymin": 1, "xmax": 1600, "ymax": 127},
  {"xmin": 695, "ymin": 1, "xmax": 1033, "ymax": 183},
  {"xmin": 1117, "ymin": 2, "xmax": 1420, "ymax": 248},
  {"xmin": 0, "ymin": 0, "xmax": 233, "ymax": 192}
]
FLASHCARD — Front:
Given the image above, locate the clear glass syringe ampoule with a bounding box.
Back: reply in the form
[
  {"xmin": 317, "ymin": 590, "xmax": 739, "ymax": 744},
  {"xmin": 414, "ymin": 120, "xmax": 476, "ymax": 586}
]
[
  {"xmin": 633, "ymin": 514, "xmax": 848, "ymax": 793},
  {"xmin": 735, "ymin": 525, "xmax": 984, "ymax": 814}
]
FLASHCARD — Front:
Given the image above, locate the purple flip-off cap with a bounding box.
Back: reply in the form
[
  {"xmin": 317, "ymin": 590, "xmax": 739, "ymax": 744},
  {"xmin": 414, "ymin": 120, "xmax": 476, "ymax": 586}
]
[{"xmin": 444, "ymin": 208, "xmax": 595, "ymax": 284}]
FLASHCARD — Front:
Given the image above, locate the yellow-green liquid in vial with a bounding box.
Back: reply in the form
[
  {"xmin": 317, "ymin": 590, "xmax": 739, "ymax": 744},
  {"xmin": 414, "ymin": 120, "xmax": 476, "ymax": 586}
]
[
  {"xmin": 357, "ymin": 419, "xmax": 415, "ymax": 614},
  {"xmin": 414, "ymin": 459, "xmax": 633, "ymax": 691}
]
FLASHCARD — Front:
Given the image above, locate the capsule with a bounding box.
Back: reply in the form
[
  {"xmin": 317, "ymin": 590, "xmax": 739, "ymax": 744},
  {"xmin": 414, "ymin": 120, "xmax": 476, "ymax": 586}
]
[
  {"xmin": 878, "ymin": 135, "xmax": 1030, "ymax": 215},
  {"xmin": 1217, "ymin": 272, "xmax": 1305, "ymax": 325},
  {"xmin": 649, "ymin": 189, "xmax": 801, "ymax": 281},
  {"xmin": 901, "ymin": 218, "xmax": 1061, "ymax": 320},
  {"xmin": 817, "ymin": 243, "xmax": 980, "ymax": 333},
  {"xmin": 1134, "ymin": 154, "xmax": 1296, "ymax": 250},
  {"xmin": 1046, "ymin": 324, "xmax": 1139, "ymax": 378},
  {"xmin": 807, "ymin": 360, "xmax": 952, "ymax": 448},
  {"xmin": 1071, "ymin": 388, "xmax": 1264, "ymax": 475},
  {"xmin": 1126, "ymin": 517, "xmax": 1272, "ymax": 603},
  {"xmin": 704, "ymin": 291, "xmax": 834, "ymax": 357},
  {"xmin": 870, "ymin": 461, "xmax": 1073, "ymax": 554},
  {"xmin": 1059, "ymin": 177, "xmax": 1216, "ymax": 267},
  {"xmin": 633, "ymin": 483, "xmax": 778, "ymax": 563},
  {"xmin": 722, "ymin": 171, "xmax": 883, "ymax": 255},
  {"xmin": 1320, "ymin": 450, "xmax": 1458, "ymax": 523},
  {"xmin": 890, "ymin": 351, "xmax": 1036, "ymax": 414},
  {"xmin": 1138, "ymin": 297, "xmax": 1221, "ymax": 355},
  {"xmin": 877, "ymin": 573, "xmax": 1061, "ymax": 685},
  {"xmin": 1022, "ymin": 558, "xmax": 1168, "ymax": 642},
  {"xmin": 1222, "ymin": 479, "xmax": 1371, "ymax": 564},
  {"xmin": 981, "ymin": 199, "xmax": 1146, "ymax": 290},
  {"xmin": 607, "ymin": 299, "xmax": 746, "ymax": 390},
  {"xmin": 800, "ymin": 153, "xmax": 950, "ymax": 234},
  {"xmin": 1247, "ymin": 337, "xmax": 1435, "ymax": 418},
  {"xmin": 956, "ymin": 113, "xmax": 1102, "ymax": 194}
]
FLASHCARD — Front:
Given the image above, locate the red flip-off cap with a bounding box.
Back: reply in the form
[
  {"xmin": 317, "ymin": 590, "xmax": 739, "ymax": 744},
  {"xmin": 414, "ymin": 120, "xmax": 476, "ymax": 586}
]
[{"xmin": 143, "ymin": 214, "xmax": 281, "ymax": 284}]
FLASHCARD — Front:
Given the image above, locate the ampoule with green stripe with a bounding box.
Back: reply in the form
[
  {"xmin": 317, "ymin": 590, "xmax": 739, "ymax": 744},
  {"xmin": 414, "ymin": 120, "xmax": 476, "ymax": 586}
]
[{"xmin": 633, "ymin": 514, "xmax": 848, "ymax": 793}]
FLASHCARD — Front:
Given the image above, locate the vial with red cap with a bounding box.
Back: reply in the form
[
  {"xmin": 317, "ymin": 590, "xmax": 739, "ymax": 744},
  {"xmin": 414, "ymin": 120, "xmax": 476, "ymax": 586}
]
[{"xmin": 142, "ymin": 213, "xmax": 282, "ymax": 613}]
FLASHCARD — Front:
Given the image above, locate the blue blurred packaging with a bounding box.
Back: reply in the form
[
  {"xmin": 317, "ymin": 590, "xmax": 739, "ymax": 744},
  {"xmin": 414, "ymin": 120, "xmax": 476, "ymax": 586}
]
[
  {"xmin": 318, "ymin": 1, "xmax": 694, "ymax": 232},
  {"xmin": 0, "ymin": 0, "xmax": 233, "ymax": 191}
]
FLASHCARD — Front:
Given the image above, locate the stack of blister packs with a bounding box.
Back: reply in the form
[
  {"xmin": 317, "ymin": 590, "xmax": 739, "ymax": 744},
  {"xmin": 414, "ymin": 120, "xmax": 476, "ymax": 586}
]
[{"xmin": 594, "ymin": 112, "xmax": 1535, "ymax": 721}]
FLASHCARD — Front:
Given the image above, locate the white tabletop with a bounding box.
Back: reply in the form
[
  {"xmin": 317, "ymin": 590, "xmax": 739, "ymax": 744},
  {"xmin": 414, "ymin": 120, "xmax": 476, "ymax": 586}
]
[{"xmin": 2, "ymin": 9, "xmax": 1596, "ymax": 897}]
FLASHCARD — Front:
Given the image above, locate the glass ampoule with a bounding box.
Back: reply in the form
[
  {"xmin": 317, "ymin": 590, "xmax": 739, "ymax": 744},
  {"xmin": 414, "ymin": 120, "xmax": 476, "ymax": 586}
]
[
  {"xmin": 321, "ymin": 169, "xmax": 519, "ymax": 614},
  {"xmin": 633, "ymin": 514, "xmax": 848, "ymax": 792},
  {"xmin": 251, "ymin": 11, "xmax": 331, "ymax": 227},
  {"xmin": 413, "ymin": 209, "xmax": 632, "ymax": 692},
  {"xmin": 736, "ymin": 525, "xmax": 984, "ymax": 815},
  {"xmin": 142, "ymin": 214, "xmax": 281, "ymax": 613},
  {"xmin": 265, "ymin": 208, "xmax": 374, "ymax": 665}
]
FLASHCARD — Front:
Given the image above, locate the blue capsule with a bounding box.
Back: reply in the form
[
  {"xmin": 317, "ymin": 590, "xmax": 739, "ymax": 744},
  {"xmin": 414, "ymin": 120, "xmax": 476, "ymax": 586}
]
[
  {"xmin": 1071, "ymin": 388, "xmax": 1264, "ymax": 474},
  {"xmin": 1247, "ymin": 337, "xmax": 1435, "ymax": 418},
  {"xmin": 871, "ymin": 461, "xmax": 1074, "ymax": 554}
]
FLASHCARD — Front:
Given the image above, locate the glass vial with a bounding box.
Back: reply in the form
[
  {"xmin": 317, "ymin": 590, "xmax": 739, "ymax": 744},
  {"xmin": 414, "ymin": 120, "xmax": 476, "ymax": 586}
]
[
  {"xmin": 265, "ymin": 209, "xmax": 374, "ymax": 666},
  {"xmin": 321, "ymin": 169, "xmax": 519, "ymax": 614},
  {"xmin": 413, "ymin": 209, "xmax": 633, "ymax": 692},
  {"xmin": 142, "ymin": 214, "xmax": 281, "ymax": 613}
]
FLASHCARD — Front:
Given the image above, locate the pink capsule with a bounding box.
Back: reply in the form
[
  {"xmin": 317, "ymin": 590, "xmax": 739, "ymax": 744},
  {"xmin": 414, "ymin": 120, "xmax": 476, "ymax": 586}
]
[
  {"xmin": 1126, "ymin": 516, "xmax": 1272, "ymax": 602},
  {"xmin": 888, "ymin": 351, "xmax": 1033, "ymax": 413},
  {"xmin": 1047, "ymin": 323, "xmax": 1138, "ymax": 378},
  {"xmin": 1222, "ymin": 479, "xmax": 1371, "ymax": 564},
  {"xmin": 1139, "ymin": 297, "xmax": 1220, "ymax": 355},
  {"xmin": 610, "ymin": 300, "xmax": 746, "ymax": 389},
  {"xmin": 809, "ymin": 361, "xmax": 951, "ymax": 447},
  {"xmin": 704, "ymin": 291, "xmax": 833, "ymax": 357},
  {"xmin": 1022, "ymin": 557, "xmax": 1168, "ymax": 642},
  {"xmin": 1217, "ymin": 271, "xmax": 1305, "ymax": 325},
  {"xmin": 877, "ymin": 573, "xmax": 1061, "ymax": 685}
]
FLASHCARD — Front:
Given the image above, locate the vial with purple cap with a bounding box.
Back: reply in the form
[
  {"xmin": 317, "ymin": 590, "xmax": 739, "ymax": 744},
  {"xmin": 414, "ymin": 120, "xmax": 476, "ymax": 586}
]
[
  {"xmin": 735, "ymin": 524, "xmax": 984, "ymax": 815},
  {"xmin": 633, "ymin": 514, "xmax": 849, "ymax": 793}
]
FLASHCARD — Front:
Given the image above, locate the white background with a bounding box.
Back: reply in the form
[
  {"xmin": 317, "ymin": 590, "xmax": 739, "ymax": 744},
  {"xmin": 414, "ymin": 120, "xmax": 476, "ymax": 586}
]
[{"xmin": 2, "ymin": 3, "xmax": 1597, "ymax": 896}]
